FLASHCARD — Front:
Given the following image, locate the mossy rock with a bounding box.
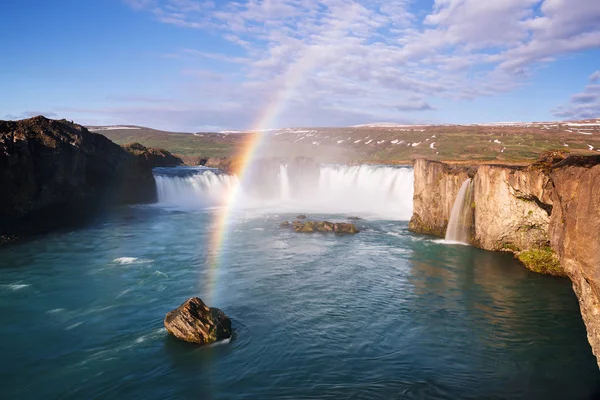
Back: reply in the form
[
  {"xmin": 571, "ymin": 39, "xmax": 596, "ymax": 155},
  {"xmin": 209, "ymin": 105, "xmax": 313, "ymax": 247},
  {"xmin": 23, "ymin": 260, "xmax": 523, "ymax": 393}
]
[{"xmin": 517, "ymin": 248, "xmax": 566, "ymax": 277}]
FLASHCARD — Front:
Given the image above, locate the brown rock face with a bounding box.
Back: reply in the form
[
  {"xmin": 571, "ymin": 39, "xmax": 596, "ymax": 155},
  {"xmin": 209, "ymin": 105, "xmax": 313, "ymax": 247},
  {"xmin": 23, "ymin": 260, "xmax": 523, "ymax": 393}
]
[
  {"xmin": 0, "ymin": 116, "xmax": 156, "ymax": 239},
  {"xmin": 472, "ymin": 165, "xmax": 553, "ymax": 251},
  {"xmin": 164, "ymin": 297, "xmax": 232, "ymax": 345},
  {"xmin": 548, "ymin": 161, "xmax": 600, "ymax": 364}
]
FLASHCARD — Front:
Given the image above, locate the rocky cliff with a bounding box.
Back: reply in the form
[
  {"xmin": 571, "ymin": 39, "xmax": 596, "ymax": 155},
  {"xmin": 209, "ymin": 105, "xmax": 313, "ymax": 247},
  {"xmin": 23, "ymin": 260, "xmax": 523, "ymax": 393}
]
[
  {"xmin": 122, "ymin": 142, "xmax": 184, "ymax": 167},
  {"xmin": 409, "ymin": 153, "xmax": 600, "ymax": 364},
  {"xmin": 547, "ymin": 155, "xmax": 600, "ymax": 365},
  {"xmin": 0, "ymin": 116, "xmax": 157, "ymax": 240},
  {"xmin": 408, "ymin": 159, "xmax": 474, "ymax": 237}
]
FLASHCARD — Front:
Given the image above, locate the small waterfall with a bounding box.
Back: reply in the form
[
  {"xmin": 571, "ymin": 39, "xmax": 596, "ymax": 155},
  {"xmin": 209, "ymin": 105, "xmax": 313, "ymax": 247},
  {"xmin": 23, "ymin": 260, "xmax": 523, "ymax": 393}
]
[
  {"xmin": 153, "ymin": 163, "xmax": 414, "ymax": 220},
  {"xmin": 445, "ymin": 178, "xmax": 474, "ymax": 244},
  {"xmin": 279, "ymin": 164, "xmax": 290, "ymax": 200}
]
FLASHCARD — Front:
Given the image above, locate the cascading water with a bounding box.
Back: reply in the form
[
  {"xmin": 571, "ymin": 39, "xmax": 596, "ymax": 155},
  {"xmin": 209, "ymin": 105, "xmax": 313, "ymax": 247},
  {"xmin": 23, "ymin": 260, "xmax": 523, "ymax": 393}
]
[
  {"xmin": 445, "ymin": 178, "xmax": 474, "ymax": 244},
  {"xmin": 154, "ymin": 167, "xmax": 239, "ymax": 208},
  {"xmin": 153, "ymin": 163, "xmax": 414, "ymax": 220},
  {"xmin": 279, "ymin": 164, "xmax": 290, "ymax": 201}
]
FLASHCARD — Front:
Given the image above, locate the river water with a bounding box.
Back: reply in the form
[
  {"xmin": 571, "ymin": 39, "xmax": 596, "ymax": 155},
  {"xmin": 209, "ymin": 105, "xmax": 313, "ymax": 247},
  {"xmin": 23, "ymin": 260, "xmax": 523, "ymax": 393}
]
[{"xmin": 0, "ymin": 165, "xmax": 598, "ymax": 399}]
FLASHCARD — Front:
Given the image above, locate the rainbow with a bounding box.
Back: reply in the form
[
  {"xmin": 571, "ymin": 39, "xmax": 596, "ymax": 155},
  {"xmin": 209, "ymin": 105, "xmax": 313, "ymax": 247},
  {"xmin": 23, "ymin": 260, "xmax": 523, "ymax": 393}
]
[{"xmin": 203, "ymin": 53, "xmax": 318, "ymax": 303}]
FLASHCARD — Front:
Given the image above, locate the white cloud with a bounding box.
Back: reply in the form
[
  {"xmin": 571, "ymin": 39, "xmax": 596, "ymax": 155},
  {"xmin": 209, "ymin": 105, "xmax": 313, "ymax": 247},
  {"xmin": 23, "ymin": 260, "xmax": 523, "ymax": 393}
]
[
  {"xmin": 117, "ymin": 0, "xmax": 600, "ymax": 128},
  {"xmin": 553, "ymin": 71, "xmax": 600, "ymax": 120}
]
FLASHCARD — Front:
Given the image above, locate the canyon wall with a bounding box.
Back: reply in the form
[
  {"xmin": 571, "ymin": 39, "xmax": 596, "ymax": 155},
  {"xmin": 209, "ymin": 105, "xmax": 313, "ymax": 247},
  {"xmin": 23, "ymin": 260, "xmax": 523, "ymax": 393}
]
[{"xmin": 409, "ymin": 153, "xmax": 600, "ymax": 365}]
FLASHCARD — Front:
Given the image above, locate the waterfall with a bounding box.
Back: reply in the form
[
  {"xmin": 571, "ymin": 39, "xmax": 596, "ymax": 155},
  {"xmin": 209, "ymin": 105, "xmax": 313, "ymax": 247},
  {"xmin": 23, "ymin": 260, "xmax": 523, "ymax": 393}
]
[
  {"xmin": 154, "ymin": 168, "xmax": 238, "ymax": 208},
  {"xmin": 153, "ymin": 163, "xmax": 414, "ymax": 220},
  {"xmin": 445, "ymin": 178, "xmax": 474, "ymax": 244},
  {"xmin": 279, "ymin": 164, "xmax": 290, "ymax": 201}
]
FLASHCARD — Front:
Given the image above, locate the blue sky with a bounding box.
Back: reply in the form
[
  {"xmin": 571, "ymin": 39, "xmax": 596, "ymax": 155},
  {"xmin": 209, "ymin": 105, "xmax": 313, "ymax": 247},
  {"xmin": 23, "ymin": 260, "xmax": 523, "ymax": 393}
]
[{"xmin": 1, "ymin": 0, "xmax": 599, "ymax": 131}]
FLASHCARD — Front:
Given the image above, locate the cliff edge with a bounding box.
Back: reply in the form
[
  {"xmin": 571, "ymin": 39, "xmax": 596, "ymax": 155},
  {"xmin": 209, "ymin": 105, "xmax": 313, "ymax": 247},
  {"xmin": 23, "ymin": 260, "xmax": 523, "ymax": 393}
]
[
  {"xmin": 409, "ymin": 152, "xmax": 600, "ymax": 365},
  {"xmin": 0, "ymin": 116, "xmax": 157, "ymax": 241}
]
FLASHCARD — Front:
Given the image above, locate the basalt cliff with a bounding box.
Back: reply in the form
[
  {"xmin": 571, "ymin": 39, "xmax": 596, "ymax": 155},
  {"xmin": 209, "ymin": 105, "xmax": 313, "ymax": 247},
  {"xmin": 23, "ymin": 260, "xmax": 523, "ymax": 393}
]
[
  {"xmin": 409, "ymin": 152, "xmax": 600, "ymax": 365},
  {"xmin": 0, "ymin": 116, "xmax": 162, "ymax": 241}
]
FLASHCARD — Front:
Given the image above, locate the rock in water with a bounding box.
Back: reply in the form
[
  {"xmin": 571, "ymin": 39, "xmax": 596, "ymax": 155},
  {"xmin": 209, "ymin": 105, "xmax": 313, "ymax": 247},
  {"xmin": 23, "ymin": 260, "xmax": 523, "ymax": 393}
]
[
  {"xmin": 281, "ymin": 219, "xmax": 359, "ymax": 234},
  {"xmin": 333, "ymin": 222, "xmax": 359, "ymax": 234},
  {"xmin": 164, "ymin": 297, "xmax": 232, "ymax": 345}
]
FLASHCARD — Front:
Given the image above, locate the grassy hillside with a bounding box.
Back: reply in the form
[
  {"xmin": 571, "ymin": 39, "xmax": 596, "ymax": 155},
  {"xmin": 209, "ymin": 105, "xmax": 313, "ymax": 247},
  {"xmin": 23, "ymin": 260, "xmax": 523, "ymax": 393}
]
[{"xmin": 91, "ymin": 120, "xmax": 600, "ymax": 164}]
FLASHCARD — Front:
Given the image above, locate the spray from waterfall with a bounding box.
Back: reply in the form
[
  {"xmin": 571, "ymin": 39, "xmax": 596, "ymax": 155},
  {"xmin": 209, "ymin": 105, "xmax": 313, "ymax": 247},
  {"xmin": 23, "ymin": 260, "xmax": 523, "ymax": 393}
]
[{"xmin": 445, "ymin": 178, "xmax": 474, "ymax": 244}]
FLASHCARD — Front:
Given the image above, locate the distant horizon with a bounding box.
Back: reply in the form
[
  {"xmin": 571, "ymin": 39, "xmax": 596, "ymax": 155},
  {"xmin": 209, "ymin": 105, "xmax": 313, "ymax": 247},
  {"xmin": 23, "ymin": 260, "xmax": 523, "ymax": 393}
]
[
  {"xmin": 2, "ymin": 0, "xmax": 600, "ymax": 131},
  {"xmin": 10, "ymin": 114, "xmax": 598, "ymax": 135}
]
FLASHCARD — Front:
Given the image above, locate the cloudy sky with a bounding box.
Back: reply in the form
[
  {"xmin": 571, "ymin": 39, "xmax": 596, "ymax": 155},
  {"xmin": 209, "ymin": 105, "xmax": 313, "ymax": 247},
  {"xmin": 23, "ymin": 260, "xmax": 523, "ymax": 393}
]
[{"xmin": 2, "ymin": 0, "xmax": 599, "ymax": 131}]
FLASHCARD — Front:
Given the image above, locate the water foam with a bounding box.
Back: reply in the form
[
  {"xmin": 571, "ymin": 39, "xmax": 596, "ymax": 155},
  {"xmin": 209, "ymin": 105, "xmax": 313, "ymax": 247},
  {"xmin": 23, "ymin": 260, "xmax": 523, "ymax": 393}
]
[
  {"xmin": 2, "ymin": 284, "xmax": 30, "ymax": 291},
  {"xmin": 112, "ymin": 257, "xmax": 152, "ymax": 265}
]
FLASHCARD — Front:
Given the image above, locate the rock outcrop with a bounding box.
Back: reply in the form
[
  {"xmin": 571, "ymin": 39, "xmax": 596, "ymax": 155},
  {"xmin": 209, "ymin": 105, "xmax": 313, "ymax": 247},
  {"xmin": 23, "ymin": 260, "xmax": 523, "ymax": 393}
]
[
  {"xmin": 164, "ymin": 297, "xmax": 232, "ymax": 345},
  {"xmin": 281, "ymin": 219, "xmax": 359, "ymax": 234},
  {"xmin": 0, "ymin": 116, "xmax": 156, "ymax": 240},
  {"xmin": 547, "ymin": 155, "xmax": 600, "ymax": 363},
  {"xmin": 122, "ymin": 142, "xmax": 183, "ymax": 167},
  {"xmin": 200, "ymin": 157, "xmax": 240, "ymax": 174},
  {"xmin": 409, "ymin": 152, "xmax": 600, "ymax": 364}
]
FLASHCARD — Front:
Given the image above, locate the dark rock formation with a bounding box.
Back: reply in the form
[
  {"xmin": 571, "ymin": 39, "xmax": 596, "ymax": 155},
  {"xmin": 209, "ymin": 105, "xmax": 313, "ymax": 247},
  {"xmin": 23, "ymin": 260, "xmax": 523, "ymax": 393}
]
[
  {"xmin": 0, "ymin": 116, "xmax": 156, "ymax": 240},
  {"xmin": 282, "ymin": 219, "xmax": 359, "ymax": 234},
  {"xmin": 164, "ymin": 297, "xmax": 232, "ymax": 345},
  {"xmin": 122, "ymin": 142, "xmax": 183, "ymax": 167},
  {"xmin": 296, "ymin": 215, "xmax": 307, "ymax": 220},
  {"xmin": 409, "ymin": 152, "xmax": 600, "ymax": 365}
]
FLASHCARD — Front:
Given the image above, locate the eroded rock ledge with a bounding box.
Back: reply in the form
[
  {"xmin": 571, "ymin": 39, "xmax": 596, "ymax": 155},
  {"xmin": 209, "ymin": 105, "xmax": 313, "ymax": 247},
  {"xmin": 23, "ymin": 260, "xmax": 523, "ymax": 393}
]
[{"xmin": 409, "ymin": 152, "xmax": 600, "ymax": 365}]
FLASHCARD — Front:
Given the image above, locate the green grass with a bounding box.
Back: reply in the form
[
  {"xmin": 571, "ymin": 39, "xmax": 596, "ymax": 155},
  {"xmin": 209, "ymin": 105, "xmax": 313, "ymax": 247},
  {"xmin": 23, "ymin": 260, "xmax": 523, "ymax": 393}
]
[
  {"xmin": 517, "ymin": 248, "xmax": 565, "ymax": 277},
  {"xmin": 94, "ymin": 123, "xmax": 600, "ymax": 163}
]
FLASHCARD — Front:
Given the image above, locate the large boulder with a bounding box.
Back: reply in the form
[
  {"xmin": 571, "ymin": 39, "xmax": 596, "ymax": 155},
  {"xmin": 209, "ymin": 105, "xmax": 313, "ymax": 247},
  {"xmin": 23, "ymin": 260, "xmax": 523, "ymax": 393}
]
[
  {"xmin": 0, "ymin": 116, "xmax": 156, "ymax": 240},
  {"xmin": 164, "ymin": 297, "xmax": 232, "ymax": 345}
]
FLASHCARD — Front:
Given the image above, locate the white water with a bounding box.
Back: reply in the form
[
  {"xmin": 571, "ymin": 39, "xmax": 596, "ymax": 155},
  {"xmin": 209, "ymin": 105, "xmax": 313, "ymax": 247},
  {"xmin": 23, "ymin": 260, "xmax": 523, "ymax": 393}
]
[
  {"xmin": 154, "ymin": 164, "xmax": 414, "ymax": 220},
  {"xmin": 445, "ymin": 179, "xmax": 474, "ymax": 244},
  {"xmin": 155, "ymin": 171, "xmax": 238, "ymax": 209}
]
